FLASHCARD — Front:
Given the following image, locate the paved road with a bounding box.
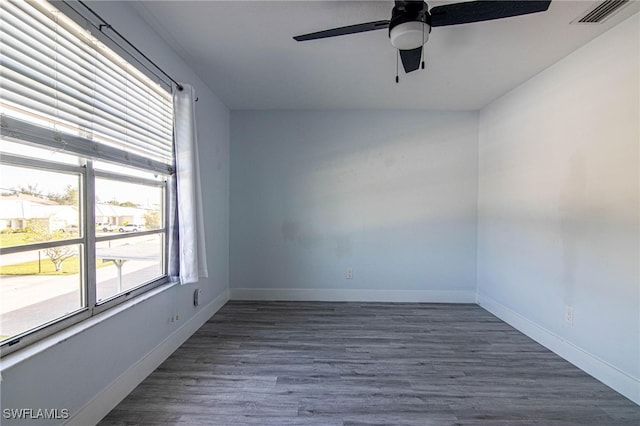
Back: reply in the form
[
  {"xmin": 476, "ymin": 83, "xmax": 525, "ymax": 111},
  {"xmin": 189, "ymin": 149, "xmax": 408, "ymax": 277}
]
[
  {"xmin": 0, "ymin": 263, "xmax": 161, "ymax": 339},
  {"xmin": 0, "ymin": 232, "xmax": 154, "ymax": 266}
]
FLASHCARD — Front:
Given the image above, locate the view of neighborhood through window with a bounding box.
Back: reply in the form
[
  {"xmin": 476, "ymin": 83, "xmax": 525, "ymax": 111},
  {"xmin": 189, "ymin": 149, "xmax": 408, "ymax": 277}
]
[
  {"xmin": 0, "ymin": 157, "xmax": 86, "ymax": 342},
  {"xmin": 96, "ymin": 234, "xmax": 164, "ymax": 302},
  {"xmin": 95, "ymin": 178, "xmax": 163, "ymax": 233},
  {"xmin": 94, "ymin": 176, "xmax": 165, "ymax": 302},
  {"xmin": 0, "ymin": 165, "xmax": 81, "ymax": 245},
  {"xmin": 0, "ymin": 0, "xmax": 174, "ymax": 354},
  {"xmin": 0, "ymin": 148, "xmax": 168, "ymax": 345},
  {"xmin": 0, "ymin": 245, "xmax": 84, "ymax": 339}
]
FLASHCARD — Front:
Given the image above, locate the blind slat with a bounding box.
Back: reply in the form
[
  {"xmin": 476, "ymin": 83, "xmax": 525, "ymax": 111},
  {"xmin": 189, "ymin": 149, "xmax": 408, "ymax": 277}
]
[
  {"xmin": 7, "ymin": 0, "xmax": 171, "ymax": 100},
  {"xmin": 1, "ymin": 66, "xmax": 173, "ymax": 149},
  {"xmin": 1, "ymin": 23, "xmax": 172, "ymax": 126},
  {"xmin": 0, "ymin": 0, "xmax": 174, "ymax": 166}
]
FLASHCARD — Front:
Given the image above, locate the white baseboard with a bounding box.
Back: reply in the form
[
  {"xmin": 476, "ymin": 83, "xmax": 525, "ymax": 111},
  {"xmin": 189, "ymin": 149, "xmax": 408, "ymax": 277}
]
[
  {"xmin": 230, "ymin": 288, "xmax": 476, "ymax": 303},
  {"xmin": 477, "ymin": 293, "xmax": 640, "ymax": 406},
  {"xmin": 66, "ymin": 288, "xmax": 230, "ymax": 426}
]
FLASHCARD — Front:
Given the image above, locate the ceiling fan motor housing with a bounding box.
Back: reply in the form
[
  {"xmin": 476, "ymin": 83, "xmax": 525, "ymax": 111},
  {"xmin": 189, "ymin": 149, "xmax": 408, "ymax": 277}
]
[{"xmin": 389, "ymin": 1, "xmax": 432, "ymax": 50}]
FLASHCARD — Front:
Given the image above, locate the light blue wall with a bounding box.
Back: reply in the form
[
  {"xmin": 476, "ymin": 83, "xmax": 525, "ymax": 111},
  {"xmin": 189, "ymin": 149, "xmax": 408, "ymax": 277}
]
[
  {"xmin": 0, "ymin": 1, "xmax": 230, "ymax": 424},
  {"xmin": 230, "ymin": 110, "xmax": 478, "ymax": 300},
  {"xmin": 477, "ymin": 14, "xmax": 639, "ymax": 402}
]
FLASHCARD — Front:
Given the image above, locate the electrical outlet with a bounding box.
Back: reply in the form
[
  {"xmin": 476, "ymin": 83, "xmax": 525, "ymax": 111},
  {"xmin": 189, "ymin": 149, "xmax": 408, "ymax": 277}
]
[
  {"xmin": 565, "ymin": 306, "xmax": 574, "ymax": 326},
  {"xmin": 346, "ymin": 267, "xmax": 353, "ymax": 279}
]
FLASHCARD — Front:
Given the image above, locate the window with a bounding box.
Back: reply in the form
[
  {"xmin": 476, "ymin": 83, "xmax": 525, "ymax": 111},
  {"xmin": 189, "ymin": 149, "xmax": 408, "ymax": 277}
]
[{"xmin": 0, "ymin": 0, "xmax": 174, "ymax": 355}]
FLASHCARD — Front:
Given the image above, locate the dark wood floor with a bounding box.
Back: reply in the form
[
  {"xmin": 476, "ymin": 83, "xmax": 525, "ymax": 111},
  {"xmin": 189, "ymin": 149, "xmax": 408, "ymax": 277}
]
[{"xmin": 100, "ymin": 301, "xmax": 640, "ymax": 425}]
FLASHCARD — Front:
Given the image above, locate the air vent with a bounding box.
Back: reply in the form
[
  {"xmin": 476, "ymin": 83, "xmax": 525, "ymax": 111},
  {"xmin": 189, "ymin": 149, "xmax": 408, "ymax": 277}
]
[{"xmin": 572, "ymin": 0, "xmax": 629, "ymax": 24}]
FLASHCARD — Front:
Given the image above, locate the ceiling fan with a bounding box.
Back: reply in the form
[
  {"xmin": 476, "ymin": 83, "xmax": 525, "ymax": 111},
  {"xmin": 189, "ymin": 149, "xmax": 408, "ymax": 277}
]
[{"xmin": 294, "ymin": 1, "xmax": 552, "ymax": 75}]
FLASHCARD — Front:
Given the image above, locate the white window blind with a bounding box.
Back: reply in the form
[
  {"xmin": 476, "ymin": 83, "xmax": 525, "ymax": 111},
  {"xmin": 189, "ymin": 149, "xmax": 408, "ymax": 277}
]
[{"xmin": 0, "ymin": 0, "xmax": 174, "ymax": 171}]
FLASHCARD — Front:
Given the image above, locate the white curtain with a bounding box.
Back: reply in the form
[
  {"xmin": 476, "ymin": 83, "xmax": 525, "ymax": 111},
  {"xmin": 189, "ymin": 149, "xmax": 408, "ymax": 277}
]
[{"xmin": 173, "ymin": 84, "xmax": 208, "ymax": 284}]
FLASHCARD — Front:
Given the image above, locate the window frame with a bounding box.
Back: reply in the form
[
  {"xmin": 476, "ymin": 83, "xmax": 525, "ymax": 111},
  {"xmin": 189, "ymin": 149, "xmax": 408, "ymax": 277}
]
[
  {"xmin": 0, "ymin": 0, "xmax": 176, "ymax": 357},
  {"xmin": 92, "ymin": 167, "xmax": 169, "ymax": 312},
  {"xmin": 0, "ymin": 152, "xmax": 92, "ymax": 354},
  {"xmin": 0, "ymin": 134, "xmax": 172, "ymax": 357}
]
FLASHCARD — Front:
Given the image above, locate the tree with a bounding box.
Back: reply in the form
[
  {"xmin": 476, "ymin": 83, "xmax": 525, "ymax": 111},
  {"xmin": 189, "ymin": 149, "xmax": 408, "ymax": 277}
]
[
  {"xmin": 144, "ymin": 211, "xmax": 160, "ymax": 229},
  {"xmin": 59, "ymin": 185, "xmax": 78, "ymax": 205},
  {"xmin": 26, "ymin": 224, "xmax": 75, "ymax": 272},
  {"xmin": 44, "ymin": 245, "xmax": 75, "ymax": 272},
  {"xmin": 107, "ymin": 200, "xmax": 138, "ymax": 207},
  {"xmin": 12, "ymin": 184, "xmax": 42, "ymax": 198},
  {"xmin": 47, "ymin": 185, "xmax": 78, "ymax": 205}
]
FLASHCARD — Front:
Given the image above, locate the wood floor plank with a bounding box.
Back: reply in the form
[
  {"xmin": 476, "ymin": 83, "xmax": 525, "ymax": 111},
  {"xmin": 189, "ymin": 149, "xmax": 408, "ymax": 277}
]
[{"xmin": 100, "ymin": 301, "xmax": 639, "ymax": 425}]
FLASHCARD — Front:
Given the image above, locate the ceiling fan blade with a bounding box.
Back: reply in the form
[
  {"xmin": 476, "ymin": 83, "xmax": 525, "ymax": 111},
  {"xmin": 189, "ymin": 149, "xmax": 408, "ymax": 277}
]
[
  {"xmin": 399, "ymin": 47, "xmax": 422, "ymax": 73},
  {"xmin": 294, "ymin": 20, "xmax": 390, "ymax": 41},
  {"xmin": 430, "ymin": 1, "xmax": 551, "ymax": 27}
]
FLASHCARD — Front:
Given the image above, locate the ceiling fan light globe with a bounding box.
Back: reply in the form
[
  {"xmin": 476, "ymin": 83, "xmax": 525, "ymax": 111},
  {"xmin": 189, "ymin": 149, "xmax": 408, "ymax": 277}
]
[{"xmin": 389, "ymin": 21, "xmax": 429, "ymax": 50}]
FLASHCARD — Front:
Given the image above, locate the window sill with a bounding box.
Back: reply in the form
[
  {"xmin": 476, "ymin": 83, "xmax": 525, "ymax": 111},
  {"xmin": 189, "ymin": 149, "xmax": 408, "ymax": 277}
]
[{"xmin": 0, "ymin": 280, "xmax": 177, "ymax": 372}]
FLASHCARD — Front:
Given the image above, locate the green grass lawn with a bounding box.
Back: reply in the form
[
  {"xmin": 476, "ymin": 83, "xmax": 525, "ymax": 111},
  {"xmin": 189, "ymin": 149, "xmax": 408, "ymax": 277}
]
[
  {"xmin": 0, "ymin": 231, "xmax": 117, "ymax": 275},
  {"xmin": 0, "ymin": 257, "xmax": 113, "ymax": 275},
  {"xmin": 0, "ymin": 233, "xmax": 28, "ymax": 248},
  {"xmin": 0, "ymin": 256, "xmax": 82, "ymax": 275}
]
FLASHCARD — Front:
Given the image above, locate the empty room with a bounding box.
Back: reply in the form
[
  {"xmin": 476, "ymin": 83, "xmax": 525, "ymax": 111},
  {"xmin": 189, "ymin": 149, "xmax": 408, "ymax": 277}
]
[{"xmin": 0, "ymin": 0, "xmax": 638, "ymax": 425}]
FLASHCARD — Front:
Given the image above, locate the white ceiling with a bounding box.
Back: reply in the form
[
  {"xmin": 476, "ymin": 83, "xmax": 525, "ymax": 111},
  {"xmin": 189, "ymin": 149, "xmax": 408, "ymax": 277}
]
[{"xmin": 133, "ymin": 0, "xmax": 639, "ymax": 110}]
